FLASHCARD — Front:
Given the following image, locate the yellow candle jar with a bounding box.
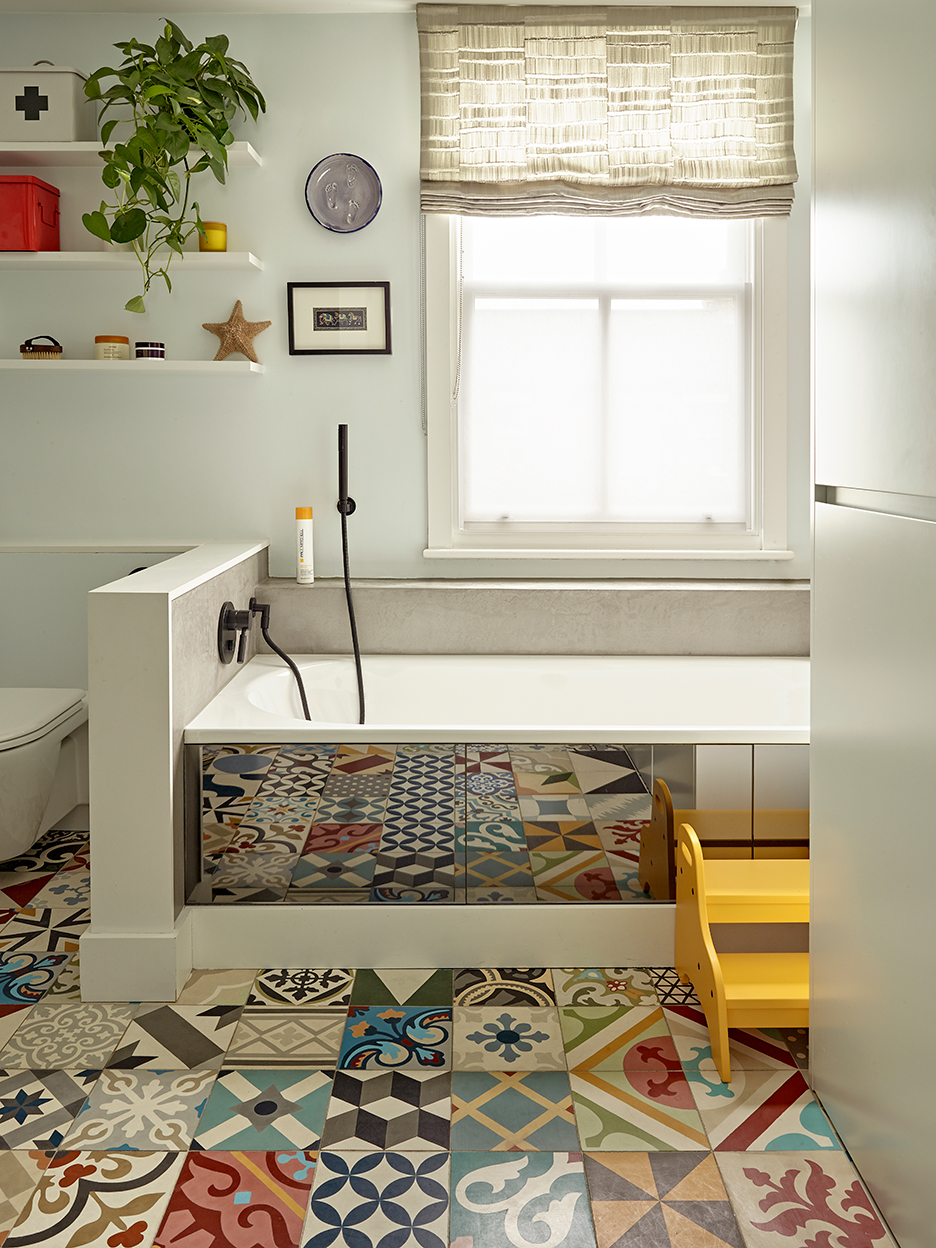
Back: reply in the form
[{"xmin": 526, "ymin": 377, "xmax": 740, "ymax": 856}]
[{"xmin": 199, "ymin": 221, "xmax": 227, "ymax": 252}]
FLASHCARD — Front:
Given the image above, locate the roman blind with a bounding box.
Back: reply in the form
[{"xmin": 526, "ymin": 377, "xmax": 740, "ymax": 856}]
[{"xmin": 418, "ymin": 4, "xmax": 798, "ymax": 217}]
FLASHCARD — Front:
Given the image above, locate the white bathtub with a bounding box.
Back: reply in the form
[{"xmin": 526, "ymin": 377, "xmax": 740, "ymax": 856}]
[{"xmin": 185, "ymin": 653, "xmax": 809, "ymax": 744}]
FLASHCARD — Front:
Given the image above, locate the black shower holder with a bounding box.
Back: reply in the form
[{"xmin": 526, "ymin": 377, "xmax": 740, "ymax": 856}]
[{"xmin": 217, "ymin": 600, "xmax": 251, "ymax": 664}]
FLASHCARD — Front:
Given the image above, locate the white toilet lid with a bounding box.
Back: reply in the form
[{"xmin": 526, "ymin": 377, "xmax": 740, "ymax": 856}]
[{"xmin": 0, "ymin": 689, "xmax": 87, "ymax": 750}]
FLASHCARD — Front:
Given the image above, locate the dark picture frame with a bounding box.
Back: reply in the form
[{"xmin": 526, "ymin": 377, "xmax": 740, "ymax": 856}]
[{"xmin": 287, "ymin": 281, "xmax": 391, "ymax": 355}]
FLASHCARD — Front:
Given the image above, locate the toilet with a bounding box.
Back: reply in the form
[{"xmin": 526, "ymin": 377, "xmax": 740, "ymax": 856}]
[{"xmin": 0, "ymin": 689, "xmax": 89, "ymax": 862}]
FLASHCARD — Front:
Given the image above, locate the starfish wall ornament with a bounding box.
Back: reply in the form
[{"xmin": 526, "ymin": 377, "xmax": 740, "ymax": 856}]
[{"xmin": 202, "ymin": 300, "xmax": 271, "ymax": 363}]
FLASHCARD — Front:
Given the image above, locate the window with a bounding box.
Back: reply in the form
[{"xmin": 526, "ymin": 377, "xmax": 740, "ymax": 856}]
[{"xmin": 424, "ymin": 212, "xmax": 790, "ymax": 560}]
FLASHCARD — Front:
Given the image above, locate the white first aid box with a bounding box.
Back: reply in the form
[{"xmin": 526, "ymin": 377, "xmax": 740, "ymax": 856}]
[{"xmin": 0, "ymin": 66, "xmax": 97, "ymax": 142}]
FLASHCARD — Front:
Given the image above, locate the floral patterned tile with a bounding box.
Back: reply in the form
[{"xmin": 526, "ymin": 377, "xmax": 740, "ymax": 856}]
[
  {"xmin": 302, "ymin": 1152, "xmax": 448, "ymax": 1248},
  {"xmin": 453, "ymin": 1008, "xmax": 565, "ymax": 1071},
  {"xmin": 530, "ymin": 852, "xmax": 623, "ymax": 903},
  {"xmin": 715, "ymin": 1151, "xmax": 900, "ymax": 1247},
  {"xmin": 348, "ymin": 969, "xmax": 453, "ymax": 1008},
  {"xmin": 664, "ymin": 1006, "xmax": 798, "ymax": 1074},
  {"xmin": 451, "ymin": 1071, "xmax": 579, "ymax": 1152},
  {"xmin": 594, "ymin": 819, "xmax": 646, "ymax": 858},
  {"xmin": 0, "ymin": 1069, "xmax": 99, "ymax": 1149},
  {"xmin": 466, "ymin": 795, "xmax": 522, "ymax": 821},
  {"xmin": 0, "ymin": 830, "xmax": 88, "ymax": 878},
  {"xmin": 108, "ymin": 1005, "xmax": 244, "ymax": 1070},
  {"xmin": 454, "ymin": 968, "xmax": 555, "ymax": 1007},
  {"xmin": 153, "ymin": 1149, "xmax": 316, "ymax": 1248},
  {"xmin": 449, "ymin": 1151, "xmax": 595, "ymax": 1248},
  {"xmin": 0, "ymin": 908, "xmax": 90, "ymax": 956},
  {"xmin": 584, "ymin": 1151, "xmax": 745, "ymax": 1248},
  {"xmin": 225, "ymin": 1009, "xmax": 346, "ymax": 1069},
  {"xmin": 27, "ymin": 869, "xmax": 90, "ymax": 910},
  {"xmin": 0, "ymin": 952, "xmax": 69, "ymax": 1007},
  {"xmin": 570, "ymin": 1071, "xmax": 709, "ymax": 1151},
  {"xmin": 465, "ymin": 819, "xmax": 526, "ymax": 851},
  {"xmin": 465, "ymin": 772, "xmax": 516, "ymax": 800},
  {"xmin": 338, "ymin": 1008, "xmax": 452, "ymax": 1071},
  {"xmin": 0, "ymin": 1002, "xmax": 137, "ymax": 1068},
  {"xmin": 208, "ymin": 851, "xmax": 298, "ymax": 890},
  {"xmin": 5, "ymin": 1150, "xmax": 186, "ymax": 1248},
  {"xmin": 321, "ymin": 1070, "xmax": 451, "ymax": 1150},
  {"xmin": 302, "ymin": 824, "xmax": 384, "ymax": 856},
  {"xmin": 193, "ymin": 1069, "xmax": 332, "ymax": 1151},
  {"xmin": 553, "ymin": 969, "xmax": 658, "ymax": 1008},
  {"xmin": 560, "ymin": 1007, "xmax": 681, "ymax": 1073},
  {"xmin": 175, "ymin": 969, "xmax": 258, "ymax": 1007},
  {"xmin": 247, "ymin": 969, "xmax": 354, "ymax": 1009},
  {"xmin": 688, "ymin": 1068, "xmax": 840, "ymax": 1152},
  {"xmin": 63, "ymin": 1068, "xmax": 216, "ymax": 1151},
  {"xmin": 0, "ymin": 1150, "xmax": 54, "ymax": 1244},
  {"xmin": 223, "ymin": 819, "xmax": 309, "ymax": 855}
]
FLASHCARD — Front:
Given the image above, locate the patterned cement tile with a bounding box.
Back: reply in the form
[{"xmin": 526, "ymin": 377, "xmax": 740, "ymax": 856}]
[
  {"xmin": 584, "ymin": 793, "xmax": 652, "ymax": 822},
  {"xmin": 0, "ymin": 953, "xmax": 68, "ymax": 1007},
  {"xmin": 463, "ymin": 851, "xmax": 535, "ymax": 890},
  {"xmin": 554, "ymin": 969, "xmax": 658, "ymax": 1008},
  {"xmin": 339, "ymin": 1008, "xmax": 452, "ymax": 1071},
  {"xmin": 560, "ymin": 1007, "xmax": 681, "ymax": 1073},
  {"xmin": 584, "ymin": 1151, "xmax": 745, "ymax": 1248},
  {"xmin": 0, "ymin": 830, "xmax": 89, "ymax": 878},
  {"xmin": 321, "ymin": 1070, "xmax": 451, "ymax": 1150},
  {"xmin": 302, "ymin": 823, "xmax": 384, "ymax": 855},
  {"xmin": 225, "ymin": 1009, "xmax": 346, "ymax": 1069},
  {"xmin": 0, "ymin": 877, "xmax": 55, "ymax": 912},
  {"xmin": 688, "ymin": 1068, "xmax": 840, "ymax": 1152},
  {"xmin": 453, "ymin": 1008, "xmax": 565, "ymax": 1071},
  {"xmin": 209, "ymin": 851, "xmax": 298, "ymax": 891},
  {"xmin": 369, "ymin": 884, "xmax": 456, "ymax": 905},
  {"xmin": 153, "ymin": 1149, "xmax": 317, "ymax": 1248},
  {"xmin": 349, "ymin": 969, "xmax": 453, "ymax": 1007},
  {"xmin": 567, "ymin": 748, "xmax": 646, "ymax": 790},
  {"xmin": 248, "ymin": 969, "xmax": 354, "ymax": 1009},
  {"xmin": 508, "ymin": 747, "xmax": 575, "ymax": 771},
  {"xmin": 193, "ymin": 1069, "xmax": 332, "ymax": 1151},
  {"xmin": 450, "ymin": 1151, "xmax": 595, "ymax": 1248},
  {"xmin": 108, "ymin": 1005, "xmax": 243, "ymax": 1071},
  {"xmin": 0, "ymin": 909, "xmax": 91, "ymax": 956},
  {"xmin": 0, "ymin": 1150, "xmax": 54, "ymax": 1243},
  {"xmin": 519, "ymin": 796, "xmax": 591, "ymax": 823},
  {"xmin": 27, "ymin": 869, "xmax": 90, "ymax": 910},
  {"xmin": 531, "ymin": 852, "xmax": 623, "ymax": 902},
  {"xmin": 223, "ymin": 819, "xmax": 309, "ymax": 855},
  {"xmin": 290, "ymin": 851, "xmax": 377, "ymax": 890},
  {"xmin": 570, "ymin": 1071, "xmax": 709, "ymax": 1151},
  {"xmin": 454, "ymin": 968, "xmax": 555, "ymax": 1007},
  {"xmin": 0, "ymin": 1069, "xmax": 99, "ymax": 1149},
  {"xmin": 288, "ymin": 890, "xmax": 372, "ymax": 906},
  {"xmin": 465, "ymin": 772, "xmax": 517, "ymax": 800},
  {"xmin": 466, "ymin": 795, "xmax": 522, "ymax": 821},
  {"xmin": 647, "ymin": 968, "xmax": 700, "ymax": 1007},
  {"xmin": 514, "ymin": 770, "xmax": 582, "ymax": 796},
  {"xmin": 302, "ymin": 1151, "xmax": 449, "ymax": 1248},
  {"xmin": 39, "ymin": 953, "xmax": 80, "ymax": 1003},
  {"xmin": 665, "ymin": 1006, "xmax": 799, "ymax": 1075},
  {"xmin": 211, "ymin": 886, "xmax": 288, "ymax": 905},
  {"xmin": 0, "ymin": 1002, "xmax": 137, "ymax": 1068},
  {"xmin": 370, "ymin": 852, "xmax": 455, "ymax": 892},
  {"xmin": 175, "ymin": 969, "xmax": 258, "ymax": 1007},
  {"xmin": 451, "ymin": 1071, "xmax": 579, "ymax": 1151},
  {"xmin": 459, "ymin": 746, "xmax": 513, "ymax": 773},
  {"xmin": 595, "ymin": 819, "xmax": 646, "ymax": 858},
  {"xmin": 332, "ymin": 745, "xmax": 396, "ymax": 776},
  {"xmin": 309, "ymin": 793, "xmax": 389, "ymax": 823},
  {"xmin": 0, "ymin": 1007, "xmax": 31, "ymax": 1047},
  {"xmin": 466, "ymin": 888, "xmax": 540, "ymax": 905},
  {"xmin": 715, "ymin": 1151, "xmax": 901, "ymax": 1247},
  {"xmin": 465, "ymin": 819, "xmax": 526, "ymax": 851},
  {"xmin": 63, "ymin": 1068, "xmax": 216, "ymax": 1151},
  {"xmin": 5, "ymin": 1150, "xmax": 185, "ymax": 1248},
  {"xmin": 778, "ymin": 1026, "xmax": 810, "ymax": 1071},
  {"xmin": 523, "ymin": 821, "xmax": 602, "ymax": 852}
]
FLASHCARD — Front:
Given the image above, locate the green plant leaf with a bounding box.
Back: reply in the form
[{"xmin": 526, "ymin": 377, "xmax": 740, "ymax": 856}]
[
  {"xmin": 81, "ymin": 210, "xmax": 111, "ymax": 242},
  {"xmin": 163, "ymin": 20, "xmax": 193, "ymax": 52},
  {"xmin": 205, "ymin": 33, "xmax": 230, "ymax": 56},
  {"xmin": 125, "ymin": 295, "xmax": 146, "ymax": 313},
  {"xmin": 100, "ymin": 118, "xmax": 119, "ymax": 144},
  {"xmin": 111, "ymin": 207, "xmax": 147, "ymax": 242},
  {"xmin": 101, "ymin": 163, "xmax": 122, "ymax": 189}
]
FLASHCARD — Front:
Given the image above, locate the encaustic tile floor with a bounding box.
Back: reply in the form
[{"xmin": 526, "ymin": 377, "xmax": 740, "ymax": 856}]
[
  {"xmin": 0, "ymin": 829, "xmax": 900, "ymax": 1247},
  {"xmin": 198, "ymin": 744, "xmax": 658, "ymax": 905}
]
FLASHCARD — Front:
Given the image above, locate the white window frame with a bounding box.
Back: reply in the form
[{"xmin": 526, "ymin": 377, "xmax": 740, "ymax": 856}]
[{"xmin": 423, "ymin": 212, "xmax": 792, "ymax": 561}]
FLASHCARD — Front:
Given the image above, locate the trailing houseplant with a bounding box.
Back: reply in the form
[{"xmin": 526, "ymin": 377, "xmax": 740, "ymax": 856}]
[{"xmin": 82, "ymin": 20, "xmax": 265, "ymax": 312}]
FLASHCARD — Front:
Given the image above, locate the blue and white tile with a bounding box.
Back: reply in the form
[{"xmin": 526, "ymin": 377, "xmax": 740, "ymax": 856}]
[
  {"xmin": 338, "ymin": 1007, "xmax": 452, "ymax": 1071},
  {"xmin": 465, "ymin": 819, "xmax": 527, "ymax": 851},
  {"xmin": 453, "ymin": 1008, "xmax": 565, "ymax": 1071},
  {"xmin": 0, "ymin": 954, "xmax": 71, "ymax": 1007},
  {"xmin": 192, "ymin": 1068, "xmax": 332, "ymax": 1150},
  {"xmin": 290, "ymin": 851, "xmax": 377, "ymax": 890},
  {"xmin": 301, "ymin": 1151, "xmax": 449, "ymax": 1248},
  {"xmin": 28, "ymin": 869, "xmax": 90, "ymax": 909},
  {"xmin": 0, "ymin": 1068, "xmax": 99, "ymax": 1149}
]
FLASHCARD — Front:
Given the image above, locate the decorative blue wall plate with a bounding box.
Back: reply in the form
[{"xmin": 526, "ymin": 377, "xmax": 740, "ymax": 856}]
[{"xmin": 305, "ymin": 154, "xmax": 382, "ymax": 233}]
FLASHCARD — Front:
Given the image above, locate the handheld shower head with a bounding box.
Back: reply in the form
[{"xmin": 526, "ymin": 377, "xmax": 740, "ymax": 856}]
[{"xmin": 337, "ymin": 424, "xmax": 356, "ymax": 515}]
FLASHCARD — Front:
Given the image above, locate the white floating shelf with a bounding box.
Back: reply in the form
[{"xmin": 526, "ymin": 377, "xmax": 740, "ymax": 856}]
[
  {"xmin": 0, "ymin": 251, "xmax": 262, "ymax": 271},
  {"xmin": 0, "ymin": 360, "xmax": 264, "ymax": 373},
  {"xmin": 0, "ymin": 140, "xmax": 261, "ymax": 168}
]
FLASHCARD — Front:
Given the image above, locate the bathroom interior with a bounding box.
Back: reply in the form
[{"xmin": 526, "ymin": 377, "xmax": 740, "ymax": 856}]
[{"xmin": 0, "ymin": 1, "xmax": 933, "ymax": 1246}]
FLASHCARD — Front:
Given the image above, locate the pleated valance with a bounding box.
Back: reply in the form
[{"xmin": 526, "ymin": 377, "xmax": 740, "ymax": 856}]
[{"xmin": 418, "ymin": 5, "xmax": 798, "ymax": 217}]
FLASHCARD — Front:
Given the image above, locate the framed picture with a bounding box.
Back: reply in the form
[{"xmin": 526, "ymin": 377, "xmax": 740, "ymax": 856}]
[{"xmin": 287, "ymin": 281, "xmax": 391, "ymax": 355}]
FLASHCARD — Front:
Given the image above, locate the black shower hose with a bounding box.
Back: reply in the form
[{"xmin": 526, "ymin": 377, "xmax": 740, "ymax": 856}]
[{"xmin": 341, "ymin": 509, "xmax": 366, "ymax": 725}]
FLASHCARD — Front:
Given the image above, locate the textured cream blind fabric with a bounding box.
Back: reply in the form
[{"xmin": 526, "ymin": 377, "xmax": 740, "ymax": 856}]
[{"xmin": 418, "ymin": 5, "xmax": 798, "ymax": 217}]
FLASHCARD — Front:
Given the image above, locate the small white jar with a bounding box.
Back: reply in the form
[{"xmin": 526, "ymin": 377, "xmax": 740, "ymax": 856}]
[{"xmin": 94, "ymin": 335, "xmax": 130, "ymax": 360}]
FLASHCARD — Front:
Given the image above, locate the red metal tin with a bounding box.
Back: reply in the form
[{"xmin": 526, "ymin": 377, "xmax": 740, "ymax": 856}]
[{"xmin": 0, "ymin": 175, "xmax": 60, "ymax": 250}]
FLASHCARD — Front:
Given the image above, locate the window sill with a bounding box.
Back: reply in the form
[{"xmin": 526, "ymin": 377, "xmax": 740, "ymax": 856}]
[{"xmin": 423, "ymin": 548, "xmax": 796, "ymax": 561}]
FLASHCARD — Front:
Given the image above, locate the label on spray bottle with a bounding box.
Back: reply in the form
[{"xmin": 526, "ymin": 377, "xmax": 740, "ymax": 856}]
[{"xmin": 296, "ymin": 507, "xmax": 314, "ymax": 584}]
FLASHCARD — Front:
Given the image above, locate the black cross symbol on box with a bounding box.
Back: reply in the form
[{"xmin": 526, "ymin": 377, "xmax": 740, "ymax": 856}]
[{"xmin": 15, "ymin": 86, "xmax": 49, "ymax": 122}]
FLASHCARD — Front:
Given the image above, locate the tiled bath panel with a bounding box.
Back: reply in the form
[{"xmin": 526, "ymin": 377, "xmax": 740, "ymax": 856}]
[
  {"xmin": 197, "ymin": 744, "xmax": 655, "ymax": 906},
  {"xmin": 0, "ymin": 830, "xmax": 900, "ymax": 1248}
]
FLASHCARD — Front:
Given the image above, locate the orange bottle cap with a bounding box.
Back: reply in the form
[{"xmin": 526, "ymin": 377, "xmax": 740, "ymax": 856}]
[
  {"xmin": 296, "ymin": 507, "xmax": 313, "ymax": 519},
  {"xmin": 95, "ymin": 335, "xmax": 130, "ymax": 344}
]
